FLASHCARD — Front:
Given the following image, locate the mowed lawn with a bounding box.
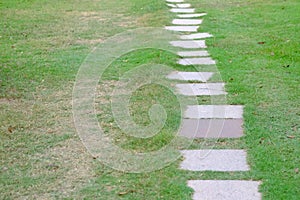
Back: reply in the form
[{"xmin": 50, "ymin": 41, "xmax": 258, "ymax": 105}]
[{"xmin": 1, "ymin": 0, "xmax": 299, "ymax": 199}]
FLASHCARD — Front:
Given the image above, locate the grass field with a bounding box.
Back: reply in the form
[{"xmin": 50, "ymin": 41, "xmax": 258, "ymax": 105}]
[{"xmin": 1, "ymin": 0, "xmax": 299, "ymax": 199}]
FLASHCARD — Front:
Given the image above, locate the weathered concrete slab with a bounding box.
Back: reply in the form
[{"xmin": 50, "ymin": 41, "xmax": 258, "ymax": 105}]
[
  {"xmin": 171, "ymin": 8, "xmax": 195, "ymax": 13},
  {"xmin": 176, "ymin": 83, "xmax": 226, "ymax": 96},
  {"xmin": 184, "ymin": 105, "xmax": 244, "ymax": 119},
  {"xmin": 176, "ymin": 3, "xmax": 191, "ymax": 8},
  {"xmin": 166, "ymin": 3, "xmax": 177, "ymax": 8},
  {"xmin": 179, "ymin": 119, "xmax": 243, "ymax": 138},
  {"xmin": 167, "ymin": 72, "xmax": 214, "ymax": 82},
  {"xmin": 180, "ymin": 150, "xmax": 249, "ymax": 171},
  {"xmin": 180, "ymin": 33, "xmax": 213, "ymax": 40},
  {"xmin": 166, "ymin": 0, "xmax": 184, "ymax": 2},
  {"xmin": 170, "ymin": 40, "xmax": 206, "ymax": 49},
  {"xmin": 178, "ymin": 57, "xmax": 216, "ymax": 65},
  {"xmin": 188, "ymin": 180, "xmax": 261, "ymax": 200},
  {"xmin": 177, "ymin": 13, "xmax": 207, "ymax": 18},
  {"xmin": 165, "ymin": 26, "xmax": 198, "ymax": 32},
  {"xmin": 172, "ymin": 19, "xmax": 203, "ymax": 25},
  {"xmin": 177, "ymin": 50, "xmax": 209, "ymax": 57}
]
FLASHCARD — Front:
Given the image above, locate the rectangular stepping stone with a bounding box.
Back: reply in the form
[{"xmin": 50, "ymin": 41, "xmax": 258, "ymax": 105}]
[
  {"xmin": 170, "ymin": 40, "xmax": 206, "ymax": 49},
  {"xmin": 171, "ymin": 8, "xmax": 195, "ymax": 13},
  {"xmin": 179, "ymin": 119, "xmax": 243, "ymax": 138},
  {"xmin": 172, "ymin": 19, "xmax": 203, "ymax": 25},
  {"xmin": 176, "ymin": 83, "xmax": 226, "ymax": 96},
  {"xmin": 178, "ymin": 57, "xmax": 216, "ymax": 65},
  {"xmin": 188, "ymin": 180, "xmax": 261, "ymax": 200},
  {"xmin": 167, "ymin": 72, "xmax": 214, "ymax": 82},
  {"xmin": 184, "ymin": 105, "xmax": 244, "ymax": 119},
  {"xmin": 176, "ymin": 3, "xmax": 191, "ymax": 8},
  {"xmin": 178, "ymin": 50, "xmax": 209, "ymax": 57},
  {"xmin": 166, "ymin": 3, "xmax": 177, "ymax": 8},
  {"xmin": 165, "ymin": 26, "xmax": 198, "ymax": 32},
  {"xmin": 166, "ymin": 0, "xmax": 184, "ymax": 2},
  {"xmin": 180, "ymin": 33, "xmax": 213, "ymax": 40},
  {"xmin": 177, "ymin": 13, "xmax": 207, "ymax": 18},
  {"xmin": 180, "ymin": 150, "xmax": 249, "ymax": 171}
]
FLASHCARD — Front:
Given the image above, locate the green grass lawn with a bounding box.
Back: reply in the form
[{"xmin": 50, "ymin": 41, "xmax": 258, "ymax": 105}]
[{"xmin": 1, "ymin": 0, "xmax": 299, "ymax": 199}]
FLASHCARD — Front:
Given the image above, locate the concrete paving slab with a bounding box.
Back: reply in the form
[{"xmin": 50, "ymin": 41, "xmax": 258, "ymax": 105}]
[
  {"xmin": 167, "ymin": 72, "xmax": 214, "ymax": 82},
  {"xmin": 172, "ymin": 19, "xmax": 203, "ymax": 25},
  {"xmin": 171, "ymin": 8, "xmax": 195, "ymax": 13},
  {"xmin": 180, "ymin": 33, "xmax": 213, "ymax": 40},
  {"xmin": 188, "ymin": 180, "xmax": 261, "ymax": 200},
  {"xmin": 178, "ymin": 57, "xmax": 216, "ymax": 65},
  {"xmin": 179, "ymin": 119, "xmax": 243, "ymax": 138},
  {"xmin": 166, "ymin": 0, "xmax": 184, "ymax": 2},
  {"xmin": 176, "ymin": 83, "xmax": 226, "ymax": 96},
  {"xmin": 170, "ymin": 40, "xmax": 206, "ymax": 48},
  {"xmin": 184, "ymin": 105, "xmax": 244, "ymax": 119},
  {"xmin": 177, "ymin": 50, "xmax": 209, "ymax": 57},
  {"xmin": 180, "ymin": 150, "xmax": 249, "ymax": 171},
  {"xmin": 166, "ymin": 3, "xmax": 177, "ymax": 8},
  {"xmin": 176, "ymin": 3, "xmax": 191, "ymax": 8},
  {"xmin": 177, "ymin": 13, "xmax": 207, "ymax": 18},
  {"xmin": 165, "ymin": 26, "xmax": 198, "ymax": 32}
]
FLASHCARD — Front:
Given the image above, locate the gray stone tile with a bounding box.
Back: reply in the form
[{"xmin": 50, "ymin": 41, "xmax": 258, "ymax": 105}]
[
  {"xmin": 176, "ymin": 3, "xmax": 191, "ymax": 8},
  {"xmin": 184, "ymin": 105, "xmax": 244, "ymax": 119},
  {"xmin": 166, "ymin": 3, "xmax": 177, "ymax": 8},
  {"xmin": 180, "ymin": 150, "xmax": 250, "ymax": 171},
  {"xmin": 178, "ymin": 57, "xmax": 216, "ymax": 65},
  {"xmin": 165, "ymin": 26, "xmax": 199, "ymax": 32},
  {"xmin": 179, "ymin": 119, "xmax": 244, "ymax": 138},
  {"xmin": 188, "ymin": 180, "xmax": 261, "ymax": 200},
  {"xmin": 167, "ymin": 72, "xmax": 214, "ymax": 82},
  {"xmin": 176, "ymin": 83, "xmax": 227, "ymax": 96},
  {"xmin": 170, "ymin": 40, "xmax": 206, "ymax": 48},
  {"xmin": 166, "ymin": 0, "xmax": 184, "ymax": 2},
  {"xmin": 171, "ymin": 8, "xmax": 195, "ymax": 13},
  {"xmin": 177, "ymin": 50, "xmax": 209, "ymax": 57},
  {"xmin": 172, "ymin": 19, "xmax": 203, "ymax": 25},
  {"xmin": 180, "ymin": 33, "xmax": 213, "ymax": 40},
  {"xmin": 177, "ymin": 13, "xmax": 207, "ymax": 18}
]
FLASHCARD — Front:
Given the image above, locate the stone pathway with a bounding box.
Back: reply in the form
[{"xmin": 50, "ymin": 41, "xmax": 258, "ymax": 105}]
[
  {"xmin": 179, "ymin": 119, "xmax": 244, "ymax": 138},
  {"xmin": 178, "ymin": 57, "xmax": 216, "ymax": 65},
  {"xmin": 172, "ymin": 19, "xmax": 203, "ymax": 25},
  {"xmin": 176, "ymin": 83, "xmax": 227, "ymax": 96},
  {"xmin": 170, "ymin": 8, "xmax": 195, "ymax": 13},
  {"xmin": 188, "ymin": 180, "xmax": 261, "ymax": 200},
  {"xmin": 165, "ymin": 26, "xmax": 199, "ymax": 32},
  {"xmin": 180, "ymin": 150, "xmax": 249, "ymax": 171},
  {"xmin": 164, "ymin": 0, "xmax": 262, "ymax": 199},
  {"xmin": 167, "ymin": 72, "xmax": 213, "ymax": 81},
  {"xmin": 177, "ymin": 13, "xmax": 207, "ymax": 18},
  {"xmin": 177, "ymin": 50, "xmax": 210, "ymax": 57},
  {"xmin": 184, "ymin": 105, "xmax": 244, "ymax": 119},
  {"xmin": 170, "ymin": 40, "xmax": 207, "ymax": 48},
  {"xmin": 180, "ymin": 32, "xmax": 212, "ymax": 39}
]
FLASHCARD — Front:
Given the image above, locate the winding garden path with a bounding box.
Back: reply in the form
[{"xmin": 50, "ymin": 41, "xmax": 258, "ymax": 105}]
[{"xmin": 165, "ymin": 0, "xmax": 262, "ymax": 199}]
